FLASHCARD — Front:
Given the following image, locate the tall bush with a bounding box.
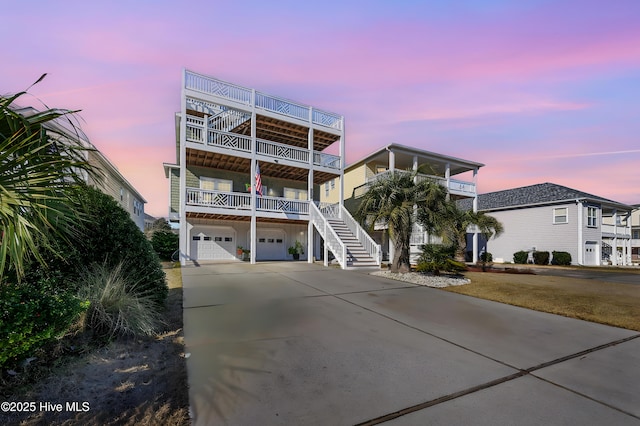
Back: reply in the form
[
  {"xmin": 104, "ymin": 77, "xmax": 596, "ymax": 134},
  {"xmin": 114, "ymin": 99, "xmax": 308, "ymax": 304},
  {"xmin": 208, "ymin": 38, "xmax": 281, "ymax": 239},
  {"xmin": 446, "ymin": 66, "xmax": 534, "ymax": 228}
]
[
  {"xmin": 152, "ymin": 230, "xmax": 179, "ymax": 261},
  {"xmin": 416, "ymin": 244, "xmax": 466, "ymax": 276}
]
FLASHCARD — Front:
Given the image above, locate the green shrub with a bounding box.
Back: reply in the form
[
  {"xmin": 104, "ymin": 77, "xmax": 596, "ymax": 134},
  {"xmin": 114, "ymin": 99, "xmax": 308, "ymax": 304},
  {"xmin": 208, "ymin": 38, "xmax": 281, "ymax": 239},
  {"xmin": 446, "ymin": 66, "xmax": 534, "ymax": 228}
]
[
  {"xmin": 61, "ymin": 186, "xmax": 167, "ymax": 305},
  {"xmin": 480, "ymin": 252, "xmax": 493, "ymax": 262},
  {"xmin": 77, "ymin": 262, "xmax": 162, "ymax": 338},
  {"xmin": 513, "ymin": 251, "xmax": 528, "ymax": 264},
  {"xmin": 533, "ymin": 251, "xmax": 550, "ymax": 265},
  {"xmin": 0, "ymin": 278, "xmax": 88, "ymax": 366},
  {"xmin": 552, "ymin": 251, "xmax": 572, "ymax": 265},
  {"xmin": 417, "ymin": 244, "xmax": 466, "ymax": 276},
  {"xmin": 151, "ymin": 230, "xmax": 179, "ymax": 260}
]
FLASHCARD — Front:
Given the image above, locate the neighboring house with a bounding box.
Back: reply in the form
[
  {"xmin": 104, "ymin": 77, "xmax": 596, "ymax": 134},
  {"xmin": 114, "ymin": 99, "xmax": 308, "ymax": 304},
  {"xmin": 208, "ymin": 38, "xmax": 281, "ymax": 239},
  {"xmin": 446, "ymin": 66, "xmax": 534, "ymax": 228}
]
[
  {"xmin": 165, "ymin": 69, "xmax": 379, "ymax": 268},
  {"xmin": 10, "ymin": 105, "xmax": 147, "ymax": 231},
  {"xmin": 322, "ymin": 143, "xmax": 484, "ymax": 263},
  {"xmin": 631, "ymin": 205, "xmax": 640, "ymax": 265},
  {"xmin": 461, "ymin": 183, "xmax": 634, "ymax": 266}
]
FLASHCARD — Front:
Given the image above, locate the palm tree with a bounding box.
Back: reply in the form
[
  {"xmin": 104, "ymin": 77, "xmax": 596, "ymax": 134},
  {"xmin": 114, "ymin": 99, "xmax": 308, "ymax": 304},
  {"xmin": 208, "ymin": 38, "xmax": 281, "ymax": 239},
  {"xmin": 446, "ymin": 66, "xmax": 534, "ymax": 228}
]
[
  {"xmin": 0, "ymin": 74, "xmax": 97, "ymax": 280},
  {"xmin": 438, "ymin": 203, "xmax": 504, "ymax": 262},
  {"xmin": 355, "ymin": 171, "xmax": 448, "ymax": 273}
]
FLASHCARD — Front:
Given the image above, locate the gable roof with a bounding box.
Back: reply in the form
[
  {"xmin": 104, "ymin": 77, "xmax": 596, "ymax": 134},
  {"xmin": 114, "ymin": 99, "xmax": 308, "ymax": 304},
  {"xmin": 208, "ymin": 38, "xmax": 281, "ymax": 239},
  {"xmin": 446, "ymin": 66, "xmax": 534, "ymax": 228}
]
[{"xmin": 460, "ymin": 183, "xmax": 633, "ymax": 212}]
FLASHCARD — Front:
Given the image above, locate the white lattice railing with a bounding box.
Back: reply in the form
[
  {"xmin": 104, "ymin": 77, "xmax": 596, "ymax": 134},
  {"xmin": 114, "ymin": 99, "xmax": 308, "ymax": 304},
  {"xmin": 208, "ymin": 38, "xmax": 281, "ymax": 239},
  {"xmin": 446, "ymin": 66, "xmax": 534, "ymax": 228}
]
[
  {"xmin": 184, "ymin": 70, "xmax": 343, "ymax": 131},
  {"xmin": 256, "ymin": 196, "xmax": 308, "ymax": 215},
  {"xmin": 313, "ymin": 152, "xmax": 341, "ymax": 169},
  {"xmin": 257, "ymin": 139, "xmax": 309, "ymax": 163},
  {"xmin": 207, "ymin": 130, "xmax": 252, "ymax": 152},
  {"xmin": 318, "ymin": 202, "xmax": 340, "ymax": 218},
  {"xmin": 186, "ymin": 189, "xmax": 251, "ymax": 209},
  {"xmin": 185, "ymin": 71, "xmax": 252, "ymax": 104},
  {"xmin": 309, "ymin": 202, "xmax": 346, "ymax": 269},
  {"xmin": 340, "ymin": 205, "xmax": 381, "ymax": 265}
]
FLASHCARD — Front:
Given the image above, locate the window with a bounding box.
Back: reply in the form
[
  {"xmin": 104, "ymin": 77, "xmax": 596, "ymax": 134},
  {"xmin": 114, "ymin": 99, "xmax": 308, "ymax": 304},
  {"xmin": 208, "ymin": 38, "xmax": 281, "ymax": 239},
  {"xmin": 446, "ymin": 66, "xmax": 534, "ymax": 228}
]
[
  {"xmin": 325, "ymin": 182, "xmax": 330, "ymax": 197},
  {"xmin": 633, "ymin": 230, "xmax": 640, "ymax": 239},
  {"xmin": 225, "ymin": 237, "xmax": 233, "ymax": 242},
  {"xmin": 200, "ymin": 177, "xmax": 232, "ymax": 192},
  {"xmin": 587, "ymin": 207, "xmax": 598, "ymax": 227},
  {"xmin": 553, "ymin": 208, "xmax": 568, "ymax": 224},
  {"xmin": 284, "ymin": 187, "xmax": 308, "ymax": 200},
  {"xmin": 330, "ymin": 179, "xmax": 335, "ymax": 189}
]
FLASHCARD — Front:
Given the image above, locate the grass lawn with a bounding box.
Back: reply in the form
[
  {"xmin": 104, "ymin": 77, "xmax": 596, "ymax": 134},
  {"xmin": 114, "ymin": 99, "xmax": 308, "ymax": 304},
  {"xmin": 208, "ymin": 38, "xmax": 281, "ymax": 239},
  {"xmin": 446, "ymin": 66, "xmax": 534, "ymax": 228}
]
[{"xmin": 444, "ymin": 269, "xmax": 640, "ymax": 331}]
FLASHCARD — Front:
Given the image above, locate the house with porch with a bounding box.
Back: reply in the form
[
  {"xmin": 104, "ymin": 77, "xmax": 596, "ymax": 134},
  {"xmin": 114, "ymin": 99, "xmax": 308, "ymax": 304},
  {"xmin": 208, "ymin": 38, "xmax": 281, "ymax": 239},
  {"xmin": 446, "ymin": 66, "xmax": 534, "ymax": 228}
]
[
  {"xmin": 460, "ymin": 183, "xmax": 634, "ymax": 266},
  {"xmin": 165, "ymin": 70, "xmax": 380, "ymax": 268},
  {"xmin": 631, "ymin": 205, "xmax": 640, "ymax": 265},
  {"xmin": 322, "ymin": 143, "xmax": 484, "ymax": 263}
]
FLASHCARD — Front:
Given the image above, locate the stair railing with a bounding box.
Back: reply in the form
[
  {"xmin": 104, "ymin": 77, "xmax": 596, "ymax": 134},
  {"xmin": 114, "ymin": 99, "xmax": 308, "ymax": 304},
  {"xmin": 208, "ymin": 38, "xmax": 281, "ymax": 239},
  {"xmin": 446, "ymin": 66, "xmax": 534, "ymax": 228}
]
[
  {"xmin": 340, "ymin": 205, "xmax": 381, "ymax": 266},
  {"xmin": 309, "ymin": 202, "xmax": 346, "ymax": 269}
]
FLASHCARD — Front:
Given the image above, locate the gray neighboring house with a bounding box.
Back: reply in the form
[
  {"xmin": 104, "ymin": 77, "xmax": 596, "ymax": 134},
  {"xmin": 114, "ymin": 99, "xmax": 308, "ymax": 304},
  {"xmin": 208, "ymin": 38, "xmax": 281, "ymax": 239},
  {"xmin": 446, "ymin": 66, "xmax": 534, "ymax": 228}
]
[{"xmin": 462, "ymin": 183, "xmax": 634, "ymax": 266}]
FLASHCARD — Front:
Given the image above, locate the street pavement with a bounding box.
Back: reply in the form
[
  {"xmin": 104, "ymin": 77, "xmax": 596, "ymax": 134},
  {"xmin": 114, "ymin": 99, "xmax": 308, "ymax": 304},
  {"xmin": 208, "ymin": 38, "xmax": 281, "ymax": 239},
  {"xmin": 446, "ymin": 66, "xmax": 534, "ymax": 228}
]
[{"xmin": 182, "ymin": 262, "xmax": 640, "ymax": 425}]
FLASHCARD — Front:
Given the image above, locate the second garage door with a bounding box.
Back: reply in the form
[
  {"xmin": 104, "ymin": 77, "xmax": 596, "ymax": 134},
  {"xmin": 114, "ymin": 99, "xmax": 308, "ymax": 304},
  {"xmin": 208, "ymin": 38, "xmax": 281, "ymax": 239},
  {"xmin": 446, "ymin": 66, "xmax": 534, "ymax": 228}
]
[{"xmin": 256, "ymin": 229, "xmax": 286, "ymax": 260}]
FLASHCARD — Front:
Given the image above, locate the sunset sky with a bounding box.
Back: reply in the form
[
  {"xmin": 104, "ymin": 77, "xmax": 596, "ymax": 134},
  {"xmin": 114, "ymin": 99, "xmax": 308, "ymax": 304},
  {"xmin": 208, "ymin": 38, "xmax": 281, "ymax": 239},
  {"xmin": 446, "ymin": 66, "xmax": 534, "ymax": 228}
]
[{"xmin": 3, "ymin": 0, "xmax": 640, "ymax": 217}]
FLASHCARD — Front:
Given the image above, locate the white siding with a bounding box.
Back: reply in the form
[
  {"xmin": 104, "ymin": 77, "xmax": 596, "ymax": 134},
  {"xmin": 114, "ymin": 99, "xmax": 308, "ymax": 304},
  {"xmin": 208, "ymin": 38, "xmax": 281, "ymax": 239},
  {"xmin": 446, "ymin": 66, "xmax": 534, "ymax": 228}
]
[{"xmin": 486, "ymin": 203, "xmax": 579, "ymax": 263}]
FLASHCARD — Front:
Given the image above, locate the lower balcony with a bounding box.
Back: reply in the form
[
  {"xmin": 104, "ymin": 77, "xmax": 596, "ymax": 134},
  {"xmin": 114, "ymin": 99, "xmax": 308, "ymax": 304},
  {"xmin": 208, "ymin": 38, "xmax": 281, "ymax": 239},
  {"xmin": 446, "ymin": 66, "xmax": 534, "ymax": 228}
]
[{"xmin": 185, "ymin": 187, "xmax": 309, "ymax": 220}]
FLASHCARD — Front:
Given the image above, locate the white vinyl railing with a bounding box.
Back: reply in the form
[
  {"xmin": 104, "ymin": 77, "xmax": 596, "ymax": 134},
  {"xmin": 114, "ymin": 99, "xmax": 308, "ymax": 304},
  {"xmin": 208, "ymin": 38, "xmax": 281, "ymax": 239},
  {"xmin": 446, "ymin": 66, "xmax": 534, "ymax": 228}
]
[
  {"xmin": 313, "ymin": 152, "xmax": 341, "ymax": 169},
  {"xmin": 601, "ymin": 224, "xmax": 631, "ymax": 237},
  {"xmin": 184, "ymin": 70, "xmax": 343, "ymax": 131},
  {"xmin": 186, "ymin": 189, "xmax": 251, "ymax": 210},
  {"xmin": 186, "ymin": 116, "xmax": 205, "ymax": 143},
  {"xmin": 256, "ymin": 196, "xmax": 308, "ymax": 214},
  {"xmin": 448, "ymin": 178, "xmax": 476, "ymax": 196},
  {"xmin": 360, "ymin": 170, "xmax": 476, "ymax": 198},
  {"xmin": 257, "ymin": 139, "xmax": 309, "ymax": 163},
  {"xmin": 318, "ymin": 202, "xmax": 340, "ymax": 218},
  {"xmin": 340, "ymin": 205, "xmax": 381, "ymax": 265},
  {"xmin": 208, "ymin": 130, "xmax": 252, "ymax": 152},
  {"xmin": 309, "ymin": 202, "xmax": 346, "ymax": 269}
]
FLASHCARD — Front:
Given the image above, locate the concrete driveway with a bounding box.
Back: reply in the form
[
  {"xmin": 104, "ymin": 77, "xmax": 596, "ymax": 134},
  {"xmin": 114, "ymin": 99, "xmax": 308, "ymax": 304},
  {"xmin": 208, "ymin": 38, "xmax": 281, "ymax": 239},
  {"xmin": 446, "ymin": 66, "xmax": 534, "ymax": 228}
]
[{"xmin": 182, "ymin": 262, "xmax": 640, "ymax": 425}]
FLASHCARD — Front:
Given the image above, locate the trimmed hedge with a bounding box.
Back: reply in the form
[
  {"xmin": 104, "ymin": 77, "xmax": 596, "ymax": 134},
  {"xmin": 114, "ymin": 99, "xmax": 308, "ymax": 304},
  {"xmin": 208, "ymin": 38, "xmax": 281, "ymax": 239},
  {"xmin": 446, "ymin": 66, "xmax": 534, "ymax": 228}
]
[
  {"xmin": 552, "ymin": 251, "xmax": 572, "ymax": 265},
  {"xmin": 533, "ymin": 251, "xmax": 550, "ymax": 265},
  {"xmin": 513, "ymin": 251, "xmax": 528, "ymax": 264}
]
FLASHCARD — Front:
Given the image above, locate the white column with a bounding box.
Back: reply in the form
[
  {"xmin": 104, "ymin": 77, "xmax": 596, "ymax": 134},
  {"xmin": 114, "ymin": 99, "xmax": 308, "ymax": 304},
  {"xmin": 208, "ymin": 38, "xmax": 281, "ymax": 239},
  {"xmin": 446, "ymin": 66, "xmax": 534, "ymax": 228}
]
[
  {"xmin": 250, "ymin": 89, "xmax": 257, "ymax": 264},
  {"xmin": 577, "ymin": 201, "xmax": 584, "ymax": 265},
  {"xmin": 308, "ymin": 119, "xmax": 314, "ymax": 263},
  {"xmin": 472, "ymin": 167, "xmax": 478, "ymax": 263},
  {"xmin": 339, "ymin": 119, "xmax": 345, "ymax": 218},
  {"xmin": 179, "ymin": 70, "xmax": 188, "ymax": 266},
  {"xmin": 388, "ymin": 149, "xmax": 395, "ymax": 172}
]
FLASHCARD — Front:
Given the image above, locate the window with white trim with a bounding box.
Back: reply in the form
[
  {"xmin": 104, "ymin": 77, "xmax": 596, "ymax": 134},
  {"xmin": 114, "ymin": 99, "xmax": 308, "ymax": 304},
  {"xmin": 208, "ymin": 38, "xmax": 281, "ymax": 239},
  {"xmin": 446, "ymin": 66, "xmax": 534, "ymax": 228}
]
[
  {"xmin": 587, "ymin": 207, "xmax": 598, "ymax": 227},
  {"xmin": 284, "ymin": 187, "xmax": 308, "ymax": 200},
  {"xmin": 325, "ymin": 182, "xmax": 330, "ymax": 197},
  {"xmin": 200, "ymin": 177, "xmax": 232, "ymax": 192},
  {"xmin": 553, "ymin": 207, "xmax": 568, "ymax": 224}
]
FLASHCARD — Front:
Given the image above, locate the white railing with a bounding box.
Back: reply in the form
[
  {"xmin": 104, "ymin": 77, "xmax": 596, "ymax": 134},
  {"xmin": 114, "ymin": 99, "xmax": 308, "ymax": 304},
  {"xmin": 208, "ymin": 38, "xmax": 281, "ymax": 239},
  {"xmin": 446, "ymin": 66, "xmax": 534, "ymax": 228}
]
[
  {"xmin": 448, "ymin": 178, "xmax": 476, "ymax": 196},
  {"xmin": 186, "ymin": 115, "xmax": 205, "ymax": 143},
  {"xmin": 256, "ymin": 196, "xmax": 308, "ymax": 215},
  {"xmin": 257, "ymin": 139, "xmax": 309, "ymax": 163},
  {"xmin": 208, "ymin": 109, "xmax": 250, "ymax": 133},
  {"xmin": 184, "ymin": 70, "xmax": 343, "ymax": 131},
  {"xmin": 340, "ymin": 205, "xmax": 381, "ymax": 265},
  {"xmin": 186, "ymin": 189, "xmax": 251, "ymax": 210},
  {"xmin": 185, "ymin": 71, "xmax": 252, "ymax": 104},
  {"xmin": 256, "ymin": 92, "xmax": 309, "ymax": 121},
  {"xmin": 601, "ymin": 224, "xmax": 631, "ymax": 237},
  {"xmin": 208, "ymin": 130, "xmax": 252, "ymax": 152},
  {"xmin": 313, "ymin": 152, "xmax": 341, "ymax": 169},
  {"xmin": 309, "ymin": 202, "xmax": 346, "ymax": 269},
  {"xmin": 312, "ymin": 109, "xmax": 342, "ymax": 130},
  {"xmin": 318, "ymin": 202, "xmax": 340, "ymax": 218}
]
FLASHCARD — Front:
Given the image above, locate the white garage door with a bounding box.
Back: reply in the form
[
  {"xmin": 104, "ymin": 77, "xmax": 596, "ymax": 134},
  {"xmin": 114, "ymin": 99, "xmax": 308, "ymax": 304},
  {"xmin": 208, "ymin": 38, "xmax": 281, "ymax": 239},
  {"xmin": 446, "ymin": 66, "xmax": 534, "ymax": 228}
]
[
  {"xmin": 256, "ymin": 229, "xmax": 285, "ymax": 260},
  {"xmin": 191, "ymin": 228, "xmax": 235, "ymax": 260}
]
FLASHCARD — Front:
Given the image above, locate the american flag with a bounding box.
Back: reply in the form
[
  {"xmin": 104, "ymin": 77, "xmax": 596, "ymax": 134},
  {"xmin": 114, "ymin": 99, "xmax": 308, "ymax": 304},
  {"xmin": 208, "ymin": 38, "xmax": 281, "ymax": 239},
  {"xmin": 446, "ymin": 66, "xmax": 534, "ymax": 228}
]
[{"xmin": 255, "ymin": 161, "xmax": 263, "ymax": 196}]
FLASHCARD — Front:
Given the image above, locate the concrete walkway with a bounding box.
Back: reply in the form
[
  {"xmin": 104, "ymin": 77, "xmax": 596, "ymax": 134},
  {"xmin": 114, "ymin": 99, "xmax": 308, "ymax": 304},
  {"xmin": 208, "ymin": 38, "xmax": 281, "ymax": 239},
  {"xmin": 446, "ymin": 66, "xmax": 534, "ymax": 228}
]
[{"xmin": 182, "ymin": 262, "xmax": 640, "ymax": 425}]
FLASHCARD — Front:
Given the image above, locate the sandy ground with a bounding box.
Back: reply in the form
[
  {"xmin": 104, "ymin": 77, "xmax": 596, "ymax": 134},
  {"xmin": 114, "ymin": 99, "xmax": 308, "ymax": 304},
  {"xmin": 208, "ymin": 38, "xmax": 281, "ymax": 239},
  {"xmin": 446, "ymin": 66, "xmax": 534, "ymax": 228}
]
[{"xmin": 1, "ymin": 266, "xmax": 189, "ymax": 426}]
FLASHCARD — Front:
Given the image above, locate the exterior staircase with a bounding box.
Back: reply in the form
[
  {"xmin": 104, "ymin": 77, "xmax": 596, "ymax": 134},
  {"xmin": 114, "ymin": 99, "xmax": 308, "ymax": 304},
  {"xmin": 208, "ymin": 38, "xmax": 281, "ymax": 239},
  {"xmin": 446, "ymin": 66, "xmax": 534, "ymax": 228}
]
[
  {"xmin": 309, "ymin": 202, "xmax": 381, "ymax": 270},
  {"xmin": 327, "ymin": 219, "xmax": 379, "ymax": 268}
]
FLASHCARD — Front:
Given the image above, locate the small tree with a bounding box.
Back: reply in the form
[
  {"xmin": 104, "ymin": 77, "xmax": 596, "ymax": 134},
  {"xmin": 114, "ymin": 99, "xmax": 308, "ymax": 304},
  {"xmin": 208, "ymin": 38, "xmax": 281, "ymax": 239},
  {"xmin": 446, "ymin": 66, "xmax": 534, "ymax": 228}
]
[
  {"xmin": 416, "ymin": 244, "xmax": 466, "ymax": 276},
  {"xmin": 152, "ymin": 230, "xmax": 179, "ymax": 261}
]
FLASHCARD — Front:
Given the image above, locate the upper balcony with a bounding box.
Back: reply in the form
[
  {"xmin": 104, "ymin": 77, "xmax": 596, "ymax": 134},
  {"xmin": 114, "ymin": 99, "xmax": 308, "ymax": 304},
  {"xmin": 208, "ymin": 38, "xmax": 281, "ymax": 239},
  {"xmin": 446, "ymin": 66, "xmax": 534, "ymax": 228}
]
[
  {"xmin": 185, "ymin": 114, "xmax": 341, "ymax": 173},
  {"xmin": 353, "ymin": 170, "xmax": 477, "ymax": 199},
  {"xmin": 184, "ymin": 70, "xmax": 343, "ymax": 132}
]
